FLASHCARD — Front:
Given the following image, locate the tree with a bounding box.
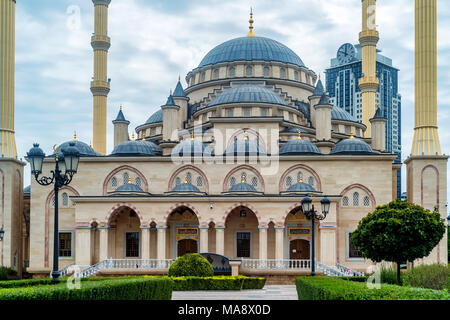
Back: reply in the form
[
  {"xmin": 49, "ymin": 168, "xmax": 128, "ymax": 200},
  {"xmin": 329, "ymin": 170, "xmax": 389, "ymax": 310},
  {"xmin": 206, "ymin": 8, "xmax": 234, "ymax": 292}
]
[{"xmin": 350, "ymin": 200, "xmax": 445, "ymax": 284}]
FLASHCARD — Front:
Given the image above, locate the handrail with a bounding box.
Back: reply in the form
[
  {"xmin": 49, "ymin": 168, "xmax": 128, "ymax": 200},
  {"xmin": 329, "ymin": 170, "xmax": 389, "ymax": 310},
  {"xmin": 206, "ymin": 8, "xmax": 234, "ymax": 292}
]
[
  {"xmin": 335, "ymin": 262, "xmax": 365, "ymax": 276},
  {"xmin": 240, "ymin": 258, "xmax": 311, "ymax": 270}
]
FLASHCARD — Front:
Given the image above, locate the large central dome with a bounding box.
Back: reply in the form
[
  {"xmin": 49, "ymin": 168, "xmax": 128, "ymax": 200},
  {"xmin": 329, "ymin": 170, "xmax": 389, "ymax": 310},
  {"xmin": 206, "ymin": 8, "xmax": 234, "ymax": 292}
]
[{"xmin": 198, "ymin": 36, "xmax": 305, "ymax": 68}]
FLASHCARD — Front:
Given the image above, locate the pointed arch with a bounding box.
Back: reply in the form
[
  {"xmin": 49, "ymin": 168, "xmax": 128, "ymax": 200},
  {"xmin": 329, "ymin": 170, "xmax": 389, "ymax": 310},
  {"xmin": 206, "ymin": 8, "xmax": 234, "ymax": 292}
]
[
  {"xmin": 222, "ymin": 165, "xmax": 265, "ymax": 192},
  {"xmin": 103, "ymin": 165, "xmax": 148, "ymax": 195},
  {"xmin": 162, "ymin": 202, "xmax": 201, "ymax": 226},
  {"xmin": 104, "ymin": 203, "xmax": 145, "ymax": 227},
  {"xmin": 279, "ymin": 164, "xmax": 322, "ymax": 192},
  {"xmin": 222, "ymin": 202, "xmax": 261, "ymax": 224},
  {"xmin": 340, "ymin": 184, "xmax": 376, "ymax": 210},
  {"xmin": 168, "ymin": 165, "xmax": 209, "ymax": 193}
]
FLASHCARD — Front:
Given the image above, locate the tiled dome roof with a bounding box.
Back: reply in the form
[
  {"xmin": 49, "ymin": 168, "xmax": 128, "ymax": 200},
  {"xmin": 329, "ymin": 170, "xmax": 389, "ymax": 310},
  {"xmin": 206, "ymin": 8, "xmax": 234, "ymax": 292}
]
[
  {"xmin": 110, "ymin": 140, "xmax": 162, "ymax": 156},
  {"xmin": 224, "ymin": 139, "xmax": 267, "ymax": 157},
  {"xmin": 279, "ymin": 139, "xmax": 321, "ymax": 155},
  {"xmin": 330, "ymin": 138, "xmax": 376, "ymax": 155},
  {"xmin": 198, "ymin": 36, "xmax": 305, "ymax": 68},
  {"xmin": 286, "ymin": 181, "xmax": 315, "ymax": 193},
  {"xmin": 115, "ymin": 183, "xmax": 144, "ymax": 193},
  {"xmin": 55, "ymin": 140, "xmax": 100, "ymax": 157},
  {"xmin": 144, "ymin": 109, "xmax": 163, "ymax": 125},
  {"xmin": 228, "ymin": 182, "xmax": 258, "ymax": 193},
  {"xmin": 208, "ymin": 84, "xmax": 287, "ymax": 107},
  {"xmin": 331, "ymin": 105, "xmax": 357, "ymax": 122},
  {"xmin": 172, "ymin": 139, "xmax": 213, "ymax": 157},
  {"xmin": 171, "ymin": 182, "xmax": 201, "ymax": 193}
]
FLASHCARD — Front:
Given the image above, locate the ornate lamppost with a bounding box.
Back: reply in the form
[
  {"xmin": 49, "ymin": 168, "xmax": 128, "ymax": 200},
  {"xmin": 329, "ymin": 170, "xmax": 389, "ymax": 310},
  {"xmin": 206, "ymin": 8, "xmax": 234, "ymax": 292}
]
[
  {"xmin": 301, "ymin": 195, "xmax": 331, "ymax": 276},
  {"xmin": 26, "ymin": 142, "xmax": 80, "ymax": 284}
]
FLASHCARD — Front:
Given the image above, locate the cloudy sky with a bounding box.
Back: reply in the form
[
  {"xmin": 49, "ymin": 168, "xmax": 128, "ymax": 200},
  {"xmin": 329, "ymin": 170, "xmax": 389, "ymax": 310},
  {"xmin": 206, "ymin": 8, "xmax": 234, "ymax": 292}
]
[{"xmin": 13, "ymin": 0, "xmax": 450, "ymax": 210}]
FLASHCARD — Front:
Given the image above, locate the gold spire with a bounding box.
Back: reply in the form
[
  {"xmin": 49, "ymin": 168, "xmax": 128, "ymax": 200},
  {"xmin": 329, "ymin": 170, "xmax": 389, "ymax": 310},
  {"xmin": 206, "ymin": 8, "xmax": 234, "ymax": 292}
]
[
  {"xmin": 142, "ymin": 135, "xmax": 146, "ymax": 141},
  {"xmin": 89, "ymin": 141, "xmax": 92, "ymax": 148},
  {"xmin": 247, "ymin": 7, "xmax": 255, "ymax": 37},
  {"xmin": 297, "ymin": 129, "xmax": 302, "ymax": 140},
  {"xmin": 184, "ymin": 175, "xmax": 188, "ymax": 184},
  {"xmin": 350, "ymin": 131, "xmax": 355, "ymax": 139},
  {"xmin": 191, "ymin": 132, "xmax": 194, "ymax": 140},
  {"xmin": 131, "ymin": 132, "xmax": 135, "ymax": 141},
  {"xmin": 243, "ymin": 130, "xmax": 249, "ymax": 141},
  {"xmin": 178, "ymin": 75, "xmax": 181, "ymax": 82},
  {"xmin": 128, "ymin": 176, "xmax": 132, "ymax": 184},
  {"xmin": 241, "ymin": 174, "xmax": 246, "ymax": 184},
  {"xmin": 120, "ymin": 105, "xmax": 123, "ymax": 111},
  {"xmin": 73, "ymin": 131, "xmax": 78, "ymax": 141},
  {"xmin": 298, "ymin": 174, "xmax": 303, "ymax": 183}
]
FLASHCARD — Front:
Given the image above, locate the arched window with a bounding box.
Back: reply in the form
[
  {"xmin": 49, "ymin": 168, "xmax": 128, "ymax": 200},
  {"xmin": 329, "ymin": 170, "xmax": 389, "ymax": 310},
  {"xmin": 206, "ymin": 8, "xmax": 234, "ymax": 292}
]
[
  {"xmin": 246, "ymin": 66, "xmax": 253, "ymax": 76},
  {"xmin": 229, "ymin": 67, "xmax": 235, "ymax": 77},
  {"xmin": 342, "ymin": 196, "xmax": 349, "ymax": 206},
  {"xmin": 363, "ymin": 196, "xmax": 370, "ymax": 207},
  {"xmin": 280, "ymin": 68, "xmax": 286, "ymax": 78},
  {"xmin": 201, "ymin": 71, "xmax": 206, "ymax": 81},
  {"xmin": 196, "ymin": 176, "xmax": 203, "ymax": 187},
  {"xmin": 251, "ymin": 177, "xmax": 258, "ymax": 187},
  {"xmin": 263, "ymin": 66, "xmax": 270, "ymax": 77},
  {"xmin": 294, "ymin": 71, "xmax": 299, "ymax": 80},
  {"xmin": 51, "ymin": 197, "xmax": 55, "ymax": 207},
  {"xmin": 213, "ymin": 69, "xmax": 219, "ymax": 79},
  {"xmin": 111, "ymin": 177, "xmax": 117, "ymax": 187},
  {"xmin": 135, "ymin": 177, "xmax": 142, "ymax": 187},
  {"xmin": 123, "ymin": 172, "xmax": 129, "ymax": 185},
  {"xmin": 230, "ymin": 177, "xmax": 236, "ymax": 187},
  {"xmin": 62, "ymin": 193, "xmax": 68, "ymax": 207},
  {"xmin": 286, "ymin": 176, "xmax": 292, "ymax": 187},
  {"xmin": 353, "ymin": 192, "xmax": 359, "ymax": 206},
  {"xmin": 308, "ymin": 176, "xmax": 315, "ymax": 187},
  {"xmin": 186, "ymin": 172, "xmax": 192, "ymax": 184},
  {"xmin": 175, "ymin": 177, "xmax": 181, "ymax": 186}
]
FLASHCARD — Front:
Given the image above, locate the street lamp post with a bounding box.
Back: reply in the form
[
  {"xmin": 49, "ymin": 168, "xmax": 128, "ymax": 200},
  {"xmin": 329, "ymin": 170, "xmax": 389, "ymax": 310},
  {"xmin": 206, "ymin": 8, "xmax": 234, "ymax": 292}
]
[
  {"xmin": 26, "ymin": 142, "xmax": 80, "ymax": 284},
  {"xmin": 301, "ymin": 195, "xmax": 330, "ymax": 276}
]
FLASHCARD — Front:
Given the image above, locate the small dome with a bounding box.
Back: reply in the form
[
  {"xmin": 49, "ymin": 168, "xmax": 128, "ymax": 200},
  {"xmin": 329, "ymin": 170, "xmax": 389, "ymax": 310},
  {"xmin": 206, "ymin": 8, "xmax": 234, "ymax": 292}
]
[
  {"xmin": 208, "ymin": 85, "xmax": 287, "ymax": 107},
  {"xmin": 110, "ymin": 140, "xmax": 162, "ymax": 156},
  {"xmin": 170, "ymin": 182, "xmax": 202, "ymax": 193},
  {"xmin": 224, "ymin": 139, "xmax": 267, "ymax": 157},
  {"xmin": 172, "ymin": 139, "xmax": 213, "ymax": 157},
  {"xmin": 115, "ymin": 183, "xmax": 144, "ymax": 193},
  {"xmin": 56, "ymin": 140, "xmax": 100, "ymax": 157},
  {"xmin": 331, "ymin": 106, "xmax": 357, "ymax": 122},
  {"xmin": 286, "ymin": 181, "xmax": 315, "ymax": 193},
  {"xmin": 330, "ymin": 138, "xmax": 375, "ymax": 155},
  {"xmin": 228, "ymin": 182, "xmax": 258, "ymax": 193},
  {"xmin": 279, "ymin": 139, "xmax": 321, "ymax": 155},
  {"xmin": 198, "ymin": 36, "xmax": 305, "ymax": 68},
  {"xmin": 144, "ymin": 109, "xmax": 163, "ymax": 125}
]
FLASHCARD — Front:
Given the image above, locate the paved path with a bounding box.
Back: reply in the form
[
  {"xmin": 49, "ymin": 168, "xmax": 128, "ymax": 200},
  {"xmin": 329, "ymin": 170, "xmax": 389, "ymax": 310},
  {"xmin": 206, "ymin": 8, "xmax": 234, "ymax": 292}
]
[{"xmin": 172, "ymin": 285, "xmax": 297, "ymax": 300}]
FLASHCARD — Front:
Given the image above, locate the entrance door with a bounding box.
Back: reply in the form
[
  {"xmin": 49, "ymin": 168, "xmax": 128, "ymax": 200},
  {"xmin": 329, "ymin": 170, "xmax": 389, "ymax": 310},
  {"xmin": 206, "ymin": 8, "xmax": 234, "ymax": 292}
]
[
  {"xmin": 177, "ymin": 239, "xmax": 198, "ymax": 257},
  {"xmin": 289, "ymin": 239, "xmax": 310, "ymax": 260}
]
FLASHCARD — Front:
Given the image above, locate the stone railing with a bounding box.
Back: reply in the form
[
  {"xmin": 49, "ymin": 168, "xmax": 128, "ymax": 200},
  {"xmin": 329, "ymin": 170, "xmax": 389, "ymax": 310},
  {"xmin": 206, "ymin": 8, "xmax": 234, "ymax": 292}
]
[
  {"xmin": 335, "ymin": 262, "xmax": 365, "ymax": 276},
  {"xmin": 241, "ymin": 258, "xmax": 311, "ymax": 270}
]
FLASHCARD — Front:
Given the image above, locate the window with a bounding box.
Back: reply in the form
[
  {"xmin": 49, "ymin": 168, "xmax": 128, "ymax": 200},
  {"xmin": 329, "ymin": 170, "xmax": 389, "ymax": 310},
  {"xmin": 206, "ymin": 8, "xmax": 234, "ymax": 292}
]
[
  {"xmin": 62, "ymin": 193, "xmax": 69, "ymax": 207},
  {"xmin": 51, "ymin": 197, "xmax": 55, "ymax": 207},
  {"xmin": 342, "ymin": 196, "xmax": 349, "ymax": 206},
  {"xmin": 213, "ymin": 69, "xmax": 219, "ymax": 79},
  {"xmin": 123, "ymin": 172, "xmax": 129, "ymax": 185},
  {"xmin": 175, "ymin": 177, "xmax": 181, "ymax": 186},
  {"xmin": 294, "ymin": 71, "xmax": 299, "ymax": 80},
  {"xmin": 236, "ymin": 232, "xmax": 251, "ymax": 258},
  {"xmin": 308, "ymin": 177, "xmax": 315, "ymax": 187},
  {"xmin": 201, "ymin": 72, "xmax": 206, "ymax": 81},
  {"xmin": 263, "ymin": 66, "xmax": 270, "ymax": 77},
  {"xmin": 261, "ymin": 108, "xmax": 268, "ymax": 117},
  {"xmin": 59, "ymin": 232, "xmax": 72, "ymax": 257},
  {"xmin": 111, "ymin": 177, "xmax": 117, "ymax": 187},
  {"xmin": 243, "ymin": 107, "xmax": 251, "ymax": 117},
  {"xmin": 186, "ymin": 172, "xmax": 192, "ymax": 184},
  {"xmin": 286, "ymin": 176, "xmax": 292, "ymax": 187},
  {"xmin": 363, "ymin": 196, "xmax": 370, "ymax": 207},
  {"xmin": 230, "ymin": 177, "xmax": 236, "ymax": 187},
  {"xmin": 280, "ymin": 68, "xmax": 286, "ymax": 78},
  {"xmin": 229, "ymin": 67, "xmax": 235, "ymax": 77},
  {"xmin": 135, "ymin": 177, "xmax": 142, "ymax": 187},
  {"xmin": 125, "ymin": 232, "xmax": 140, "ymax": 257},
  {"xmin": 196, "ymin": 176, "xmax": 203, "ymax": 187},
  {"xmin": 348, "ymin": 232, "xmax": 363, "ymax": 258},
  {"xmin": 246, "ymin": 66, "xmax": 253, "ymax": 76},
  {"xmin": 151, "ymin": 127, "xmax": 156, "ymax": 135},
  {"xmin": 251, "ymin": 177, "xmax": 258, "ymax": 187},
  {"xmin": 353, "ymin": 192, "xmax": 359, "ymax": 206},
  {"xmin": 227, "ymin": 109, "xmax": 234, "ymax": 117}
]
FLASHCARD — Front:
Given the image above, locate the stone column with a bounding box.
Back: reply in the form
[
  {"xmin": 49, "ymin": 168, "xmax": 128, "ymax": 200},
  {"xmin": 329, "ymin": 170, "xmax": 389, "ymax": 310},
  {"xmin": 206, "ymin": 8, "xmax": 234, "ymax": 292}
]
[
  {"xmin": 319, "ymin": 224, "xmax": 337, "ymax": 266},
  {"xmin": 75, "ymin": 226, "xmax": 91, "ymax": 266},
  {"xmin": 275, "ymin": 226, "xmax": 285, "ymax": 261},
  {"xmin": 258, "ymin": 225, "xmax": 268, "ymax": 261},
  {"xmin": 98, "ymin": 226, "xmax": 109, "ymax": 261},
  {"xmin": 215, "ymin": 225, "xmax": 225, "ymax": 255},
  {"xmin": 141, "ymin": 227, "xmax": 150, "ymax": 260},
  {"xmin": 157, "ymin": 226, "xmax": 167, "ymax": 260},
  {"xmin": 199, "ymin": 226, "xmax": 209, "ymax": 253}
]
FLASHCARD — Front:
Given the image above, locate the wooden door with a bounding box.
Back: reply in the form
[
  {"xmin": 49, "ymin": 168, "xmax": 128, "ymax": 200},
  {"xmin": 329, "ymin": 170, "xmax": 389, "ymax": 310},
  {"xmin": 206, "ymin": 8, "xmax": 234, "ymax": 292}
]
[
  {"xmin": 177, "ymin": 239, "xmax": 198, "ymax": 257},
  {"xmin": 289, "ymin": 239, "xmax": 310, "ymax": 260}
]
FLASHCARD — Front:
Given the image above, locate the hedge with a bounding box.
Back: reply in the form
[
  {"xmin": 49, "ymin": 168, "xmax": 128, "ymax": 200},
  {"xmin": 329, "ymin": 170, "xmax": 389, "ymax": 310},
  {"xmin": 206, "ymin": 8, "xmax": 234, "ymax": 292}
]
[
  {"xmin": 0, "ymin": 267, "xmax": 18, "ymax": 281},
  {"xmin": 168, "ymin": 253, "xmax": 214, "ymax": 277},
  {"xmin": 296, "ymin": 277, "xmax": 450, "ymax": 300},
  {"xmin": 0, "ymin": 277, "xmax": 173, "ymax": 300},
  {"xmin": 338, "ymin": 276, "xmax": 369, "ymax": 283},
  {"xmin": 170, "ymin": 276, "xmax": 266, "ymax": 291}
]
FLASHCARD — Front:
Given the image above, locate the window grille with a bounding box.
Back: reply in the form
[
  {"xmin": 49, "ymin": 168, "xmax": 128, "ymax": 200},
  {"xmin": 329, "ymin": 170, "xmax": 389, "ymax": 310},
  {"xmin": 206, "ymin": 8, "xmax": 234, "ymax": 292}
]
[
  {"xmin": 135, "ymin": 177, "xmax": 142, "ymax": 187},
  {"xmin": 111, "ymin": 177, "xmax": 117, "ymax": 187},
  {"xmin": 342, "ymin": 196, "xmax": 349, "ymax": 206},
  {"xmin": 196, "ymin": 176, "xmax": 203, "ymax": 187},
  {"xmin": 251, "ymin": 177, "xmax": 258, "ymax": 187},
  {"xmin": 353, "ymin": 192, "xmax": 360, "ymax": 206},
  {"xmin": 286, "ymin": 176, "xmax": 292, "ymax": 187},
  {"xmin": 363, "ymin": 196, "xmax": 370, "ymax": 207},
  {"xmin": 62, "ymin": 193, "xmax": 68, "ymax": 207},
  {"xmin": 123, "ymin": 172, "xmax": 129, "ymax": 185}
]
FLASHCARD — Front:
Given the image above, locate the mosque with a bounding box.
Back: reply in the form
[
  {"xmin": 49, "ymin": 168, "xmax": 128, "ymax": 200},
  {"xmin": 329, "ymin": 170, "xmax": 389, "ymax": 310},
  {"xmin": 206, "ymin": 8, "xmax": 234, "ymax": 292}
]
[{"xmin": 0, "ymin": 0, "xmax": 447, "ymax": 278}]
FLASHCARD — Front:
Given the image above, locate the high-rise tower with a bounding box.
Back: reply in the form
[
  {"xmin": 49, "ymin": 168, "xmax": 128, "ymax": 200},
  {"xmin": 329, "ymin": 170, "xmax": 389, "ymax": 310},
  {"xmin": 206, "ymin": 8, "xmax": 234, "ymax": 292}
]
[
  {"xmin": 91, "ymin": 0, "xmax": 111, "ymax": 155},
  {"xmin": 359, "ymin": 0, "xmax": 379, "ymax": 138},
  {"xmin": 0, "ymin": 0, "xmax": 16, "ymax": 158},
  {"xmin": 411, "ymin": 0, "xmax": 441, "ymax": 155}
]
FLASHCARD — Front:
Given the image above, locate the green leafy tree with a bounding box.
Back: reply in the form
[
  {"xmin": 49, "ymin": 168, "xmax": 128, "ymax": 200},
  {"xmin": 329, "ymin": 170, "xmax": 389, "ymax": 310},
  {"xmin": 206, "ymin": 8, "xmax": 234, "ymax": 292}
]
[{"xmin": 350, "ymin": 200, "xmax": 445, "ymax": 284}]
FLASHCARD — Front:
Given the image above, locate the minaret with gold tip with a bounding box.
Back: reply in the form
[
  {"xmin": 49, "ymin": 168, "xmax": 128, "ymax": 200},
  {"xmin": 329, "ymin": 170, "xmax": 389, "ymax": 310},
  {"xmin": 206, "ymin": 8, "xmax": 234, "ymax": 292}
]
[
  {"xmin": 247, "ymin": 8, "xmax": 255, "ymax": 37},
  {"xmin": 359, "ymin": 0, "xmax": 379, "ymax": 138},
  {"xmin": 91, "ymin": 0, "xmax": 111, "ymax": 155},
  {"xmin": 405, "ymin": 0, "xmax": 448, "ymax": 265}
]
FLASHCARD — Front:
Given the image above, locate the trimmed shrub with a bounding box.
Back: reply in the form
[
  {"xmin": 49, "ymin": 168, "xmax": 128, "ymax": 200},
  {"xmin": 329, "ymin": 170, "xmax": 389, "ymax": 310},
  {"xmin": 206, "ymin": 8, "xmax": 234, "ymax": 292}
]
[
  {"xmin": 0, "ymin": 267, "xmax": 18, "ymax": 281},
  {"xmin": 168, "ymin": 253, "xmax": 214, "ymax": 277},
  {"xmin": 170, "ymin": 276, "xmax": 266, "ymax": 291},
  {"xmin": 403, "ymin": 264, "xmax": 450, "ymax": 290},
  {"xmin": 339, "ymin": 276, "xmax": 369, "ymax": 283},
  {"xmin": 242, "ymin": 277, "xmax": 266, "ymax": 289},
  {"xmin": 0, "ymin": 277, "xmax": 173, "ymax": 300},
  {"xmin": 379, "ymin": 265, "xmax": 400, "ymax": 285},
  {"xmin": 296, "ymin": 277, "xmax": 450, "ymax": 300}
]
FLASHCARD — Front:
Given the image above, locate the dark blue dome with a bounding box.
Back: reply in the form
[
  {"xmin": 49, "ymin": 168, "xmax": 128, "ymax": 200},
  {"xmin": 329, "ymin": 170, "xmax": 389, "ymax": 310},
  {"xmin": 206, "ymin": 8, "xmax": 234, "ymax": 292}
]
[
  {"xmin": 115, "ymin": 183, "xmax": 144, "ymax": 193},
  {"xmin": 172, "ymin": 139, "xmax": 212, "ymax": 157},
  {"xmin": 145, "ymin": 109, "xmax": 163, "ymax": 125},
  {"xmin": 228, "ymin": 182, "xmax": 258, "ymax": 193},
  {"xmin": 279, "ymin": 139, "xmax": 321, "ymax": 155},
  {"xmin": 330, "ymin": 138, "xmax": 375, "ymax": 155},
  {"xmin": 111, "ymin": 140, "xmax": 162, "ymax": 156},
  {"xmin": 198, "ymin": 36, "xmax": 305, "ymax": 68},
  {"xmin": 208, "ymin": 85, "xmax": 287, "ymax": 107},
  {"xmin": 331, "ymin": 106, "xmax": 357, "ymax": 122},
  {"xmin": 224, "ymin": 139, "xmax": 267, "ymax": 157},
  {"xmin": 286, "ymin": 182, "xmax": 315, "ymax": 193},
  {"xmin": 56, "ymin": 140, "xmax": 100, "ymax": 157},
  {"xmin": 171, "ymin": 182, "xmax": 201, "ymax": 193}
]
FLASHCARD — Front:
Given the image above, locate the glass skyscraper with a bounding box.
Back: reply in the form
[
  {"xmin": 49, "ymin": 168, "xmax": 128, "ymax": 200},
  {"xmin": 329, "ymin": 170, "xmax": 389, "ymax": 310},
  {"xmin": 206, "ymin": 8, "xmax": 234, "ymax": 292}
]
[{"xmin": 326, "ymin": 43, "xmax": 402, "ymax": 198}]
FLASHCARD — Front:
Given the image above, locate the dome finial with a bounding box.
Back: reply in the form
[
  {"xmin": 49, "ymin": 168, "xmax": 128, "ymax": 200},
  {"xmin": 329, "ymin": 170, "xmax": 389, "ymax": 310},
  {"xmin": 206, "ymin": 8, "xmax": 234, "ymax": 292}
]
[
  {"xmin": 178, "ymin": 75, "xmax": 181, "ymax": 82},
  {"xmin": 170, "ymin": 89, "xmax": 173, "ymax": 95},
  {"xmin": 299, "ymin": 173, "xmax": 303, "ymax": 183},
  {"xmin": 247, "ymin": 7, "xmax": 255, "ymax": 37},
  {"xmin": 243, "ymin": 130, "xmax": 248, "ymax": 141},
  {"xmin": 191, "ymin": 132, "xmax": 194, "ymax": 140},
  {"xmin": 241, "ymin": 173, "xmax": 246, "ymax": 184},
  {"xmin": 73, "ymin": 131, "xmax": 77, "ymax": 141},
  {"xmin": 184, "ymin": 175, "xmax": 188, "ymax": 184},
  {"xmin": 297, "ymin": 129, "xmax": 302, "ymax": 140},
  {"xmin": 142, "ymin": 135, "xmax": 146, "ymax": 141},
  {"xmin": 120, "ymin": 105, "xmax": 123, "ymax": 111},
  {"xmin": 350, "ymin": 131, "xmax": 355, "ymax": 139},
  {"xmin": 128, "ymin": 176, "xmax": 132, "ymax": 184},
  {"xmin": 132, "ymin": 132, "xmax": 135, "ymax": 141}
]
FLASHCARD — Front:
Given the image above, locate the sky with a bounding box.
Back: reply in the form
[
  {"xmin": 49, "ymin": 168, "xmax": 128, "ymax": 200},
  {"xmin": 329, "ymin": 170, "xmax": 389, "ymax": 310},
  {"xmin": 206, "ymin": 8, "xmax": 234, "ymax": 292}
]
[{"xmin": 13, "ymin": 0, "xmax": 450, "ymax": 213}]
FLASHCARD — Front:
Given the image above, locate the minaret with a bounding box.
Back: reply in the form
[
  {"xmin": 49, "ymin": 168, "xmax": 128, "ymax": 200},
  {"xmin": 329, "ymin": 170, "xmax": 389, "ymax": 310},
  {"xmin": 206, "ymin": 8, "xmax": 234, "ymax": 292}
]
[
  {"xmin": 411, "ymin": 0, "xmax": 441, "ymax": 156},
  {"xmin": 112, "ymin": 106, "xmax": 129, "ymax": 147},
  {"xmin": 91, "ymin": 0, "xmax": 111, "ymax": 155},
  {"xmin": 359, "ymin": 0, "xmax": 379, "ymax": 138},
  {"xmin": 405, "ymin": 0, "xmax": 448, "ymax": 265},
  {"xmin": 0, "ymin": 0, "xmax": 17, "ymax": 158}
]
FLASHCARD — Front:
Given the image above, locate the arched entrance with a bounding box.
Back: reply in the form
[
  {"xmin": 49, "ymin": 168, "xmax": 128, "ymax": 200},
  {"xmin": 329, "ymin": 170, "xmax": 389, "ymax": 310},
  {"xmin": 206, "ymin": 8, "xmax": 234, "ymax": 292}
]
[
  {"xmin": 167, "ymin": 206, "xmax": 199, "ymax": 258},
  {"xmin": 108, "ymin": 206, "xmax": 142, "ymax": 258},
  {"xmin": 289, "ymin": 239, "xmax": 310, "ymax": 260},
  {"xmin": 224, "ymin": 206, "xmax": 259, "ymax": 259}
]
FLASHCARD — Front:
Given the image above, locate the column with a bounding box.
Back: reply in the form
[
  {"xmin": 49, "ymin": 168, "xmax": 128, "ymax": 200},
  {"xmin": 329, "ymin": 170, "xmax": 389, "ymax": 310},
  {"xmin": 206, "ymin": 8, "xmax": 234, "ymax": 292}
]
[
  {"xmin": 75, "ymin": 227, "xmax": 91, "ymax": 265},
  {"xmin": 199, "ymin": 226, "xmax": 209, "ymax": 253},
  {"xmin": 258, "ymin": 226, "xmax": 268, "ymax": 261},
  {"xmin": 275, "ymin": 226, "xmax": 285, "ymax": 261},
  {"xmin": 319, "ymin": 224, "xmax": 337, "ymax": 266},
  {"xmin": 156, "ymin": 226, "xmax": 167, "ymax": 260},
  {"xmin": 215, "ymin": 225, "xmax": 225, "ymax": 255},
  {"xmin": 98, "ymin": 226, "xmax": 109, "ymax": 261},
  {"xmin": 141, "ymin": 227, "xmax": 150, "ymax": 260}
]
